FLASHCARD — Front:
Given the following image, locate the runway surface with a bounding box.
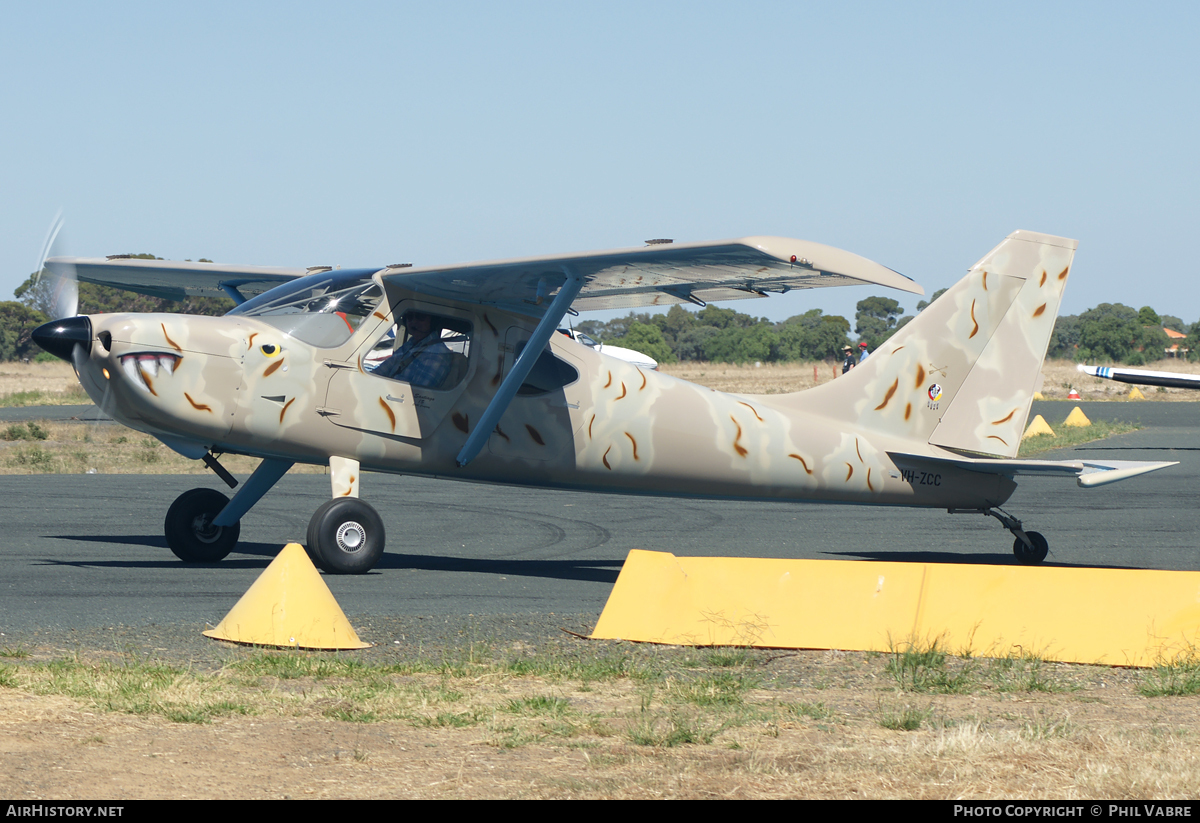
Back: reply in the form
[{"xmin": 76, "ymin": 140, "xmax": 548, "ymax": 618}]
[{"xmin": 1, "ymin": 400, "xmax": 1197, "ymax": 632}]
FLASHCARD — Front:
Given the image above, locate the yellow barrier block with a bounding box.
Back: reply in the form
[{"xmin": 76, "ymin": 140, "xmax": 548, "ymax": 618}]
[
  {"xmin": 1022, "ymin": 414, "xmax": 1055, "ymax": 439},
  {"xmin": 203, "ymin": 543, "xmax": 369, "ymax": 649},
  {"xmin": 1063, "ymin": 406, "xmax": 1092, "ymax": 427},
  {"xmin": 591, "ymin": 551, "xmax": 1200, "ymax": 666}
]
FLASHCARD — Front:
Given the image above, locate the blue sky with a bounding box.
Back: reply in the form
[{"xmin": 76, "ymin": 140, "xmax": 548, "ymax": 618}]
[{"xmin": 2, "ymin": 2, "xmax": 1197, "ymax": 327}]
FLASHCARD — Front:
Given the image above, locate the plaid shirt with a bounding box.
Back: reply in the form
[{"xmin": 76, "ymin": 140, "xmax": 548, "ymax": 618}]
[{"xmin": 371, "ymin": 335, "xmax": 452, "ymax": 388}]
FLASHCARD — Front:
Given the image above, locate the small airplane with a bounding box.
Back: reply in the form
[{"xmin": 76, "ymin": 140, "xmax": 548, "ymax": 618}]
[
  {"xmin": 1078, "ymin": 363, "xmax": 1200, "ymax": 390},
  {"xmin": 32, "ymin": 230, "xmax": 1175, "ymax": 572}
]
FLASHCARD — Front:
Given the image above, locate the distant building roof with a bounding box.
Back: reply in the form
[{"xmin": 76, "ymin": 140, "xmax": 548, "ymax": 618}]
[{"xmin": 1165, "ymin": 327, "xmax": 1187, "ymax": 339}]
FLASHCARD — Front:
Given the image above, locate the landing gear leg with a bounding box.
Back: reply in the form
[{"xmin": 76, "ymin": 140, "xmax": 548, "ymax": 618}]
[
  {"xmin": 306, "ymin": 457, "xmax": 385, "ymax": 575},
  {"xmin": 949, "ymin": 507, "xmax": 1049, "ymax": 565}
]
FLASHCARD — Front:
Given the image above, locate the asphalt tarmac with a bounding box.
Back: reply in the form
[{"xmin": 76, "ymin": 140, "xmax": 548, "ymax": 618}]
[{"xmin": 0, "ymin": 400, "xmax": 1197, "ymax": 633}]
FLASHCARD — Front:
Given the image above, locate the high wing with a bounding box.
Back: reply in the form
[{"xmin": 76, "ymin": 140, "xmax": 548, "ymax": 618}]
[
  {"xmin": 890, "ymin": 451, "xmax": 1177, "ymax": 488},
  {"xmin": 1078, "ymin": 364, "xmax": 1200, "ymax": 390},
  {"xmin": 378, "ymin": 236, "xmax": 922, "ymax": 314},
  {"xmin": 46, "ymin": 236, "xmax": 919, "ymax": 314},
  {"xmin": 43, "ymin": 257, "xmax": 306, "ymax": 303}
]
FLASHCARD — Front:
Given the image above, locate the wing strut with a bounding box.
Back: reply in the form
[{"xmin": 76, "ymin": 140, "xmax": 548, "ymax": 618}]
[{"xmin": 455, "ymin": 271, "xmax": 586, "ymax": 468}]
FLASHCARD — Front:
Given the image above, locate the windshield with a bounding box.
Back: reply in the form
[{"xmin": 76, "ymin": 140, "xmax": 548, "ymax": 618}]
[{"xmin": 227, "ymin": 269, "xmax": 385, "ymax": 348}]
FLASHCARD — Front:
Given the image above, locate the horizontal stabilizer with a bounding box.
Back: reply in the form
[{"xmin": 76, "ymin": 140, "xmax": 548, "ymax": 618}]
[{"xmin": 888, "ymin": 451, "xmax": 1176, "ymax": 488}]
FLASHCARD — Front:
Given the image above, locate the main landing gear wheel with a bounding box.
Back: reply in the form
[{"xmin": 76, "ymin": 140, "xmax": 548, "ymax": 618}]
[
  {"xmin": 1013, "ymin": 531, "xmax": 1049, "ymax": 565},
  {"xmin": 164, "ymin": 488, "xmax": 240, "ymax": 563},
  {"xmin": 306, "ymin": 498, "xmax": 385, "ymax": 575}
]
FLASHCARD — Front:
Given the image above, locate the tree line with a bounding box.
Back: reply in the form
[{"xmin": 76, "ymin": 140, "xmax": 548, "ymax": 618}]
[
  {"xmin": 582, "ymin": 293, "xmax": 1199, "ymax": 366},
  {"xmin": 0, "ymin": 262, "xmax": 1194, "ymax": 366}
]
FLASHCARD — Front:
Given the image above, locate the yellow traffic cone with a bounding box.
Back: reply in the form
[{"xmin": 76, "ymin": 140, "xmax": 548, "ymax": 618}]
[
  {"xmin": 1128, "ymin": 387, "xmax": 1146, "ymax": 400},
  {"xmin": 203, "ymin": 543, "xmax": 369, "ymax": 649},
  {"xmin": 1063, "ymin": 406, "xmax": 1092, "ymax": 427},
  {"xmin": 1022, "ymin": 414, "xmax": 1055, "ymax": 439}
]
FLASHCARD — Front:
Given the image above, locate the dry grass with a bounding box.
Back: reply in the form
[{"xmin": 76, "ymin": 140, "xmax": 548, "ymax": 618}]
[
  {"xmin": 661, "ymin": 361, "xmax": 840, "ymax": 394},
  {"xmin": 1, "ymin": 643, "xmax": 1199, "ymax": 798},
  {"xmin": 0, "ymin": 361, "xmax": 88, "ymax": 406},
  {"xmin": 0, "ymin": 419, "xmax": 324, "ymax": 476}
]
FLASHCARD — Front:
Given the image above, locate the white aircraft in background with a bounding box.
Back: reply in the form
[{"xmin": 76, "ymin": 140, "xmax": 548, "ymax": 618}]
[
  {"xmin": 558, "ymin": 328, "xmax": 659, "ymax": 370},
  {"xmin": 1078, "ymin": 363, "xmax": 1200, "ymax": 390}
]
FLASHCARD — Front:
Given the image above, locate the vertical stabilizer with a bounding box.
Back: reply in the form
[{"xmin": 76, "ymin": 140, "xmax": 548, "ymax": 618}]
[{"xmin": 786, "ymin": 231, "xmax": 1075, "ymax": 458}]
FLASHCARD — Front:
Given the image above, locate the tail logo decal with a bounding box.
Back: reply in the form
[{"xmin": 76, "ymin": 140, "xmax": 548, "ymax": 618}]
[{"xmin": 927, "ymin": 384, "xmax": 943, "ymax": 409}]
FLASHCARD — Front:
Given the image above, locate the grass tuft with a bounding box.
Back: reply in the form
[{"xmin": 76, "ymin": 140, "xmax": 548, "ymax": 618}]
[
  {"xmin": 2, "ymin": 422, "xmax": 49, "ymax": 441},
  {"xmin": 885, "ymin": 637, "xmax": 977, "ymax": 694},
  {"xmin": 1141, "ymin": 649, "xmax": 1200, "ymax": 697},
  {"xmin": 877, "ymin": 702, "xmax": 932, "ymax": 731}
]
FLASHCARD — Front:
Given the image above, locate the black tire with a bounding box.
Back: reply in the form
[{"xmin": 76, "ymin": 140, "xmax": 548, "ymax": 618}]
[
  {"xmin": 306, "ymin": 497, "xmax": 385, "ymax": 575},
  {"xmin": 1013, "ymin": 531, "xmax": 1049, "ymax": 565},
  {"xmin": 164, "ymin": 488, "xmax": 240, "ymax": 563}
]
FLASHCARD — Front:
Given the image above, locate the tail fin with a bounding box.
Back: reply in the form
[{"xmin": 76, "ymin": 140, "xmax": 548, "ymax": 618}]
[{"xmin": 791, "ymin": 230, "xmax": 1076, "ymax": 458}]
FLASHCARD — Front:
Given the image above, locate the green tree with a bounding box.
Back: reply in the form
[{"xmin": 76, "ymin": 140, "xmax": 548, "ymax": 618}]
[
  {"xmin": 0, "ymin": 302, "xmax": 49, "ymax": 361},
  {"xmin": 1048, "ymin": 314, "xmax": 1081, "ymax": 359},
  {"xmin": 1071, "ymin": 303, "xmax": 1169, "ymax": 364},
  {"xmin": 702, "ymin": 323, "xmax": 778, "ymax": 363},
  {"xmin": 1161, "ymin": 315, "xmax": 1185, "ymax": 333},
  {"xmin": 608, "ymin": 322, "xmax": 677, "ymax": 364},
  {"xmin": 855, "ymin": 296, "xmax": 905, "ymax": 350},
  {"xmin": 775, "ymin": 310, "xmax": 851, "ymax": 361},
  {"xmin": 1137, "ymin": 306, "xmax": 1161, "ymax": 326},
  {"xmin": 673, "ymin": 325, "xmax": 718, "ymax": 360}
]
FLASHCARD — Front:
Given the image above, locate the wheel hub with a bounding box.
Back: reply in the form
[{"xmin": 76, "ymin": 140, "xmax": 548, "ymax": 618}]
[
  {"xmin": 336, "ymin": 521, "xmax": 366, "ymax": 553},
  {"xmin": 191, "ymin": 514, "xmax": 221, "ymax": 544}
]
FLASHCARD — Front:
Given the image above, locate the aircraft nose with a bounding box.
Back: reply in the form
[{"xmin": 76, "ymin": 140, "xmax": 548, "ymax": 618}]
[{"xmin": 32, "ymin": 316, "xmax": 92, "ymax": 362}]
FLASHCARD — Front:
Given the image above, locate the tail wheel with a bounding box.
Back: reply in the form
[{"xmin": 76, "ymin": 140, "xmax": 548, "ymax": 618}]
[
  {"xmin": 165, "ymin": 488, "xmax": 239, "ymax": 563},
  {"xmin": 306, "ymin": 498, "xmax": 385, "ymax": 575},
  {"xmin": 1013, "ymin": 531, "xmax": 1049, "ymax": 565}
]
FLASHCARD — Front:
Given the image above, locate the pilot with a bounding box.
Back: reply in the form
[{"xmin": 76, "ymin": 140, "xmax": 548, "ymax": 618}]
[{"xmin": 371, "ymin": 310, "xmax": 452, "ymax": 388}]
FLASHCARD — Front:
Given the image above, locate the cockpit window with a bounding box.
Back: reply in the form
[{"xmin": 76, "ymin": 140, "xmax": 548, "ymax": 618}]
[
  {"xmin": 228, "ymin": 270, "xmax": 384, "ymax": 348},
  {"xmin": 515, "ymin": 340, "xmax": 579, "ymax": 396},
  {"xmin": 365, "ymin": 311, "xmax": 473, "ymax": 391}
]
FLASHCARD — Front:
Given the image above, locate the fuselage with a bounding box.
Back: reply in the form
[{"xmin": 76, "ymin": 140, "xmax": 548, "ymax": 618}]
[{"xmin": 70, "ymin": 277, "xmax": 1016, "ymax": 512}]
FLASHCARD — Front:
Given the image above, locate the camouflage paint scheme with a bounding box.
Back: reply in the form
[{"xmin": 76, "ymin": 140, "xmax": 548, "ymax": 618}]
[{"xmin": 65, "ymin": 230, "xmax": 1136, "ymax": 520}]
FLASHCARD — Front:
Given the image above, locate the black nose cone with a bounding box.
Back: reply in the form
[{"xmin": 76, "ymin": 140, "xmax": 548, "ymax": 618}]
[{"xmin": 32, "ymin": 316, "xmax": 92, "ymax": 362}]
